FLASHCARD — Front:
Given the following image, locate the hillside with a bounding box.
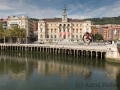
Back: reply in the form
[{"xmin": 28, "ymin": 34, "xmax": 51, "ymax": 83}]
[{"xmin": 85, "ymin": 16, "xmax": 120, "ymax": 25}]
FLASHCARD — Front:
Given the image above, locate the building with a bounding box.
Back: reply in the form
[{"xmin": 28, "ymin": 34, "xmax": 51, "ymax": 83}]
[
  {"xmin": 92, "ymin": 26, "xmax": 120, "ymax": 41},
  {"xmin": 0, "ymin": 18, "xmax": 7, "ymax": 30},
  {"xmin": 32, "ymin": 20, "xmax": 38, "ymax": 41},
  {"xmin": 38, "ymin": 5, "xmax": 91, "ymax": 43},
  {"xmin": 7, "ymin": 15, "xmax": 33, "ymax": 43}
]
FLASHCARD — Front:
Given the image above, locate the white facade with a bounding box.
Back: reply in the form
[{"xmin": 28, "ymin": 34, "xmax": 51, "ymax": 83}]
[{"xmin": 38, "ymin": 6, "xmax": 91, "ymax": 43}]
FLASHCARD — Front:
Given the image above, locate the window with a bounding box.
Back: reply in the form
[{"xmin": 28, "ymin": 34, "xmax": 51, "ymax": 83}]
[
  {"xmin": 47, "ymin": 35, "xmax": 49, "ymax": 38},
  {"xmin": 54, "ymin": 35, "xmax": 56, "ymax": 38},
  {"xmin": 76, "ymin": 29, "xmax": 78, "ymax": 33},
  {"xmin": 80, "ymin": 29, "xmax": 82, "ymax": 33},
  {"xmin": 55, "ymin": 29, "xmax": 56, "ymax": 33},
  {"xmin": 76, "ymin": 24, "xmax": 78, "ymax": 26}
]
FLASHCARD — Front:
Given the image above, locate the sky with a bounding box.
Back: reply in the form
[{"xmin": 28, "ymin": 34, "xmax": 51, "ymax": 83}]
[{"xmin": 0, "ymin": 0, "xmax": 120, "ymax": 19}]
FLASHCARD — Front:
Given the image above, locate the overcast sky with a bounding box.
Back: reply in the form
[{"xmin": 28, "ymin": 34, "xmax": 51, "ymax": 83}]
[{"xmin": 0, "ymin": 0, "xmax": 120, "ymax": 19}]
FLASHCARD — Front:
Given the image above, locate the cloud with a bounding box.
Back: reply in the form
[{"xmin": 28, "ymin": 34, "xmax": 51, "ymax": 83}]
[
  {"xmin": 0, "ymin": 0, "xmax": 120, "ymax": 19},
  {"xmin": 0, "ymin": 4, "xmax": 14, "ymax": 10}
]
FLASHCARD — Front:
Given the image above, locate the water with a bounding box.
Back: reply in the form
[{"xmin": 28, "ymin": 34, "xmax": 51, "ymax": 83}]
[{"xmin": 0, "ymin": 50, "xmax": 119, "ymax": 90}]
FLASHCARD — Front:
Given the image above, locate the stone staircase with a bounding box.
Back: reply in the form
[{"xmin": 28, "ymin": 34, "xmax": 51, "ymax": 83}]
[{"xmin": 58, "ymin": 39, "xmax": 74, "ymax": 45}]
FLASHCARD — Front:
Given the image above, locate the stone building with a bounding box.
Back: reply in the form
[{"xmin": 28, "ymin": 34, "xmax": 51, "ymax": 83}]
[{"xmin": 38, "ymin": 5, "xmax": 91, "ymax": 43}]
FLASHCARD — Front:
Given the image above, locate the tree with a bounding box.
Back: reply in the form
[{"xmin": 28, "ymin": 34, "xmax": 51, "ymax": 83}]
[
  {"xmin": 91, "ymin": 26, "xmax": 96, "ymax": 32},
  {"xmin": 4, "ymin": 26, "xmax": 26, "ymax": 43},
  {"xmin": 0, "ymin": 23, "xmax": 4, "ymax": 39},
  {"xmin": 94, "ymin": 33, "xmax": 103, "ymax": 41}
]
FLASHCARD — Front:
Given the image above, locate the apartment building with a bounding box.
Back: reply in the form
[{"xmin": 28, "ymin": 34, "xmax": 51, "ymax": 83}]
[
  {"xmin": 0, "ymin": 18, "xmax": 7, "ymax": 30},
  {"xmin": 92, "ymin": 26, "xmax": 120, "ymax": 41},
  {"xmin": 7, "ymin": 15, "xmax": 33, "ymax": 42}
]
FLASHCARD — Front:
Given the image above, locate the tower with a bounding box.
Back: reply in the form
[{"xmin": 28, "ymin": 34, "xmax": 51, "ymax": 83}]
[{"xmin": 62, "ymin": 5, "xmax": 68, "ymax": 22}]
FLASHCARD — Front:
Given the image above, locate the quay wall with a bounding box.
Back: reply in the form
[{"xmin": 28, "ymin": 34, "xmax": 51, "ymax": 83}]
[{"xmin": 0, "ymin": 44, "xmax": 120, "ymax": 60}]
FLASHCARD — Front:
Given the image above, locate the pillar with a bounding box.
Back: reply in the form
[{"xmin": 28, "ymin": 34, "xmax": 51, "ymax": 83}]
[
  {"xmin": 96, "ymin": 51, "xmax": 98, "ymax": 59},
  {"xmin": 101, "ymin": 52, "xmax": 102, "ymax": 60},
  {"xmin": 81, "ymin": 50, "xmax": 83, "ymax": 56},
  {"xmin": 91, "ymin": 51, "xmax": 92, "ymax": 58},
  {"xmin": 77, "ymin": 50, "xmax": 78, "ymax": 57}
]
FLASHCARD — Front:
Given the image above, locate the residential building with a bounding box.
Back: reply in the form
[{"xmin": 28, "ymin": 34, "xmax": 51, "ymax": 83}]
[
  {"xmin": 92, "ymin": 26, "xmax": 120, "ymax": 41},
  {"xmin": 7, "ymin": 15, "xmax": 33, "ymax": 43},
  {"xmin": 0, "ymin": 18, "xmax": 7, "ymax": 30},
  {"xmin": 38, "ymin": 5, "xmax": 91, "ymax": 42}
]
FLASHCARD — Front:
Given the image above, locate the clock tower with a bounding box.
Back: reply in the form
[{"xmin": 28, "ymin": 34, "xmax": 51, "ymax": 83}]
[{"xmin": 62, "ymin": 5, "xmax": 68, "ymax": 22}]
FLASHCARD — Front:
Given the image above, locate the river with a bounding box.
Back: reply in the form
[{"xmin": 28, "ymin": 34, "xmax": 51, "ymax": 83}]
[{"xmin": 0, "ymin": 50, "xmax": 119, "ymax": 90}]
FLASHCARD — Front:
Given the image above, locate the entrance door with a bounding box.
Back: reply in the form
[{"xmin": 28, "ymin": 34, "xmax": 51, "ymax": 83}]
[{"xmin": 64, "ymin": 35, "xmax": 66, "ymax": 39}]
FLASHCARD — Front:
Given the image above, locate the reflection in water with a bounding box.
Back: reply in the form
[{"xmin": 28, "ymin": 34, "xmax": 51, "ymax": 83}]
[
  {"xmin": 105, "ymin": 62, "xmax": 120, "ymax": 90},
  {"xmin": 0, "ymin": 50, "xmax": 120, "ymax": 90}
]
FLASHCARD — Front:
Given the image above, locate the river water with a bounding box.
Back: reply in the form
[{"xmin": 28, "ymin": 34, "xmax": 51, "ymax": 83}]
[{"xmin": 0, "ymin": 50, "xmax": 119, "ymax": 90}]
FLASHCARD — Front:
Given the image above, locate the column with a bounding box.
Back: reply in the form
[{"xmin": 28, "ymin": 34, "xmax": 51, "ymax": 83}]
[
  {"xmin": 91, "ymin": 51, "xmax": 92, "ymax": 58},
  {"xmin": 66, "ymin": 27, "xmax": 68, "ymax": 39},
  {"xmin": 96, "ymin": 52, "xmax": 98, "ymax": 59},
  {"xmin": 101, "ymin": 51, "xmax": 102, "ymax": 60}
]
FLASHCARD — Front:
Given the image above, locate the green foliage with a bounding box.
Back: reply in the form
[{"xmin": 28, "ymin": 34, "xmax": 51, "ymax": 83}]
[
  {"xmin": 94, "ymin": 33, "xmax": 103, "ymax": 40},
  {"xmin": 0, "ymin": 23, "xmax": 4, "ymax": 39},
  {"xmin": 91, "ymin": 26, "xmax": 96, "ymax": 31},
  {"xmin": 85, "ymin": 16, "xmax": 120, "ymax": 25},
  {"xmin": 3, "ymin": 26, "xmax": 26, "ymax": 43}
]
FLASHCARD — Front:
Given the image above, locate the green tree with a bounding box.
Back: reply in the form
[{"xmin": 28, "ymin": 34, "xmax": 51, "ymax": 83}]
[
  {"xmin": 0, "ymin": 23, "xmax": 4, "ymax": 39},
  {"xmin": 4, "ymin": 26, "xmax": 26, "ymax": 43},
  {"xmin": 91, "ymin": 26, "xmax": 96, "ymax": 32},
  {"xmin": 94, "ymin": 33, "xmax": 103, "ymax": 41}
]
